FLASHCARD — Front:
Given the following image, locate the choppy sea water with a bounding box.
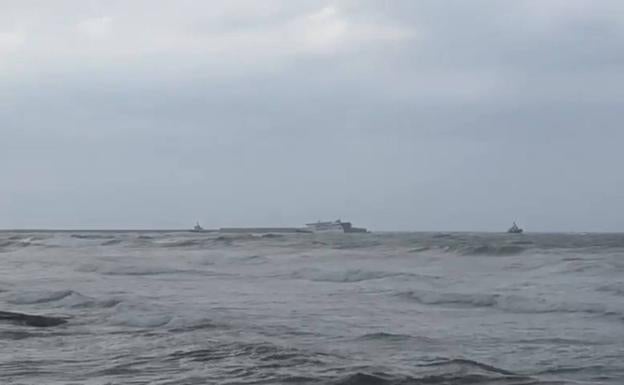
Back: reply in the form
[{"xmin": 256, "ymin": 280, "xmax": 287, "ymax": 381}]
[{"xmin": 1, "ymin": 231, "xmax": 624, "ymax": 384}]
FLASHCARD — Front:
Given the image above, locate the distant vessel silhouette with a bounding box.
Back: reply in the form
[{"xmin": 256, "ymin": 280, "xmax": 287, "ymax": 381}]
[
  {"xmin": 305, "ymin": 220, "xmax": 367, "ymax": 233},
  {"xmin": 192, "ymin": 222, "xmax": 204, "ymax": 232},
  {"xmin": 507, "ymin": 222, "xmax": 523, "ymax": 234}
]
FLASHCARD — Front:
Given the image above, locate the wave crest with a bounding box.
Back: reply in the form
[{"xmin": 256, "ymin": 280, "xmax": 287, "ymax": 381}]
[
  {"xmin": 0, "ymin": 310, "xmax": 68, "ymax": 327},
  {"xmin": 291, "ymin": 268, "xmax": 419, "ymax": 283},
  {"xmin": 108, "ymin": 303, "xmax": 172, "ymax": 328},
  {"xmin": 331, "ymin": 358, "xmax": 529, "ymax": 385},
  {"xmin": 400, "ymin": 290, "xmax": 617, "ymax": 316},
  {"xmin": 459, "ymin": 244, "xmax": 527, "ymax": 256},
  {"xmin": 8, "ymin": 290, "xmax": 75, "ymax": 305},
  {"xmin": 7, "ymin": 289, "xmax": 120, "ymax": 309},
  {"xmin": 76, "ymin": 263, "xmax": 191, "ymax": 276},
  {"xmin": 356, "ymin": 332, "xmax": 438, "ymax": 345}
]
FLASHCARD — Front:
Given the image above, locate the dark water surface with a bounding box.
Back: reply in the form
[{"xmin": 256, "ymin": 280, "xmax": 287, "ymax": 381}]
[{"xmin": 1, "ymin": 231, "xmax": 623, "ymax": 384}]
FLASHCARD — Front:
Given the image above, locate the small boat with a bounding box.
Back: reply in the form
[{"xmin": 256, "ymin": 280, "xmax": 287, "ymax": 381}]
[
  {"xmin": 507, "ymin": 222, "xmax": 523, "ymax": 234},
  {"xmin": 192, "ymin": 222, "xmax": 204, "ymax": 232}
]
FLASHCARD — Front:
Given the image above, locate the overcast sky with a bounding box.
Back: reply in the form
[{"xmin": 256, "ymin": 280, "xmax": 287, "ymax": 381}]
[{"xmin": 1, "ymin": 0, "xmax": 623, "ymax": 231}]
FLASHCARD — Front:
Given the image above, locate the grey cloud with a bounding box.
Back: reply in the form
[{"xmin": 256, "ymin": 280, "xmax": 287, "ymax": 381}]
[{"xmin": 1, "ymin": 1, "xmax": 623, "ymax": 231}]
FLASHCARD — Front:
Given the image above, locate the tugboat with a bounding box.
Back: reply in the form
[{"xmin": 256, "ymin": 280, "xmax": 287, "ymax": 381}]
[
  {"xmin": 507, "ymin": 222, "xmax": 523, "ymax": 234},
  {"xmin": 192, "ymin": 222, "xmax": 204, "ymax": 232}
]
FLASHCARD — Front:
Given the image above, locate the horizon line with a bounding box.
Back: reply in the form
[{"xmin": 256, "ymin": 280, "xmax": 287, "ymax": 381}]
[{"xmin": 1, "ymin": 228, "xmax": 622, "ymax": 234}]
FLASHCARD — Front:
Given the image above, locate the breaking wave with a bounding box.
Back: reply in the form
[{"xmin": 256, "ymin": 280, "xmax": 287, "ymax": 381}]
[
  {"xmin": 228, "ymin": 254, "xmax": 269, "ymax": 264},
  {"xmin": 0, "ymin": 311, "xmax": 68, "ymax": 328},
  {"xmin": 8, "ymin": 290, "xmax": 75, "ymax": 305},
  {"xmin": 7, "ymin": 289, "xmax": 120, "ymax": 309},
  {"xmin": 399, "ymin": 290, "xmax": 619, "ymax": 317},
  {"xmin": 0, "ymin": 240, "xmax": 36, "ymax": 251},
  {"xmin": 58, "ymin": 293, "xmax": 121, "ymax": 309},
  {"xmin": 166, "ymin": 341, "xmax": 331, "ymax": 369},
  {"xmin": 101, "ymin": 239, "xmax": 123, "ymax": 246},
  {"xmin": 157, "ymin": 239, "xmax": 207, "ymax": 248},
  {"xmin": 291, "ymin": 268, "xmax": 418, "ymax": 283},
  {"xmin": 457, "ymin": 244, "xmax": 528, "ymax": 256},
  {"xmin": 75, "ymin": 263, "xmax": 200, "ymax": 276},
  {"xmin": 355, "ymin": 332, "xmax": 438, "ymax": 345},
  {"xmin": 109, "ymin": 312, "xmax": 172, "ymax": 328},
  {"xmin": 597, "ymin": 282, "xmax": 624, "ymax": 297},
  {"xmin": 167, "ymin": 318, "xmax": 223, "ymax": 333},
  {"xmin": 108, "ymin": 303, "xmax": 173, "ymax": 328},
  {"xmin": 71, "ymin": 234, "xmax": 116, "ymax": 240},
  {"xmin": 330, "ymin": 358, "xmax": 539, "ymax": 385}
]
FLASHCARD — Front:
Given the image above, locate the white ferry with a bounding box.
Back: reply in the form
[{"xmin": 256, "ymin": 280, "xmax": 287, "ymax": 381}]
[{"xmin": 305, "ymin": 220, "xmax": 367, "ymax": 233}]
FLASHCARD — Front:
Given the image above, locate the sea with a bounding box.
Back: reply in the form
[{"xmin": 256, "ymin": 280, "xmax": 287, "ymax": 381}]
[{"xmin": 1, "ymin": 231, "xmax": 623, "ymax": 384}]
